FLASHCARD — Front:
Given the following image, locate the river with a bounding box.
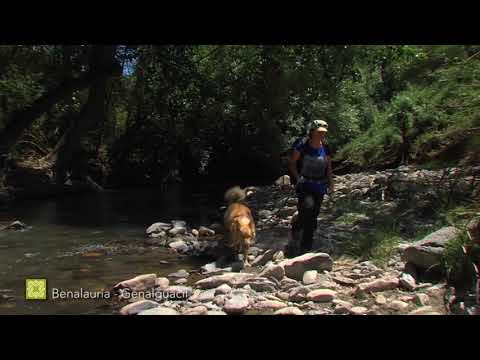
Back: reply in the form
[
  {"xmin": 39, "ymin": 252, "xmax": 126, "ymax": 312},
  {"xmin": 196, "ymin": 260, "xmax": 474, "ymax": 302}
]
[{"xmin": 0, "ymin": 185, "xmax": 223, "ymax": 315}]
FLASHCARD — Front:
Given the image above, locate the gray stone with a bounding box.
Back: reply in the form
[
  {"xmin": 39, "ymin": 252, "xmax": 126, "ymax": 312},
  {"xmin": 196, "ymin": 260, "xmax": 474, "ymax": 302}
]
[
  {"xmin": 168, "ymin": 269, "xmax": 190, "ymax": 278},
  {"xmin": 146, "ymin": 222, "xmax": 171, "ymax": 235},
  {"xmin": 349, "ymin": 306, "xmax": 368, "ymax": 315},
  {"xmin": 254, "ymin": 300, "xmax": 287, "ymax": 311},
  {"xmin": 408, "ymin": 306, "xmax": 441, "ymax": 315},
  {"xmin": 252, "ymin": 249, "xmax": 276, "ymax": 267},
  {"xmin": 223, "ymin": 294, "xmax": 250, "ymax": 314},
  {"xmin": 174, "ymin": 278, "xmax": 187, "ymax": 285},
  {"xmin": 278, "ymin": 253, "xmax": 333, "ymax": 280},
  {"xmin": 415, "ymin": 293, "xmax": 430, "ymax": 306},
  {"xmin": 168, "ymin": 240, "xmax": 189, "ymax": 253},
  {"xmin": 206, "ymin": 310, "xmax": 227, "ymax": 315},
  {"xmin": 215, "ymin": 284, "xmax": 232, "ymax": 295},
  {"xmin": 259, "ymin": 264, "xmax": 285, "ymax": 282},
  {"xmin": 155, "ymin": 277, "xmax": 170, "ymax": 289},
  {"xmin": 288, "ymin": 286, "xmax": 310, "ymax": 302},
  {"xmin": 138, "ymin": 307, "xmax": 178, "ymax": 315},
  {"xmin": 404, "ymin": 227, "xmax": 462, "ymax": 269},
  {"xmin": 195, "ymin": 273, "xmax": 256, "ymax": 289},
  {"xmin": 198, "ymin": 226, "xmax": 215, "ymax": 237},
  {"xmin": 306, "ymin": 289, "xmax": 336, "ymax": 302},
  {"xmin": 399, "ymin": 273, "xmax": 416, "ymax": 291},
  {"xmin": 169, "ymin": 227, "xmax": 187, "ymax": 237},
  {"xmin": 182, "ymin": 306, "xmax": 208, "ymax": 315},
  {"xmin": 354, "ymin": 277, "xmax": 399, "ymax": 297},
  {"xmin": 302, "ymin": 270, "xmax": 318, "ymax": 285},
  {"xmin": 114, "ymin": 274, "xmax": 157, "ymax": 292},
  {"xmin": 388, "ymin": 300, "xmax": 410, "ymax": 311},
  {"xmin": 258, "ymin": 210, "xmax": 273, "ymax": 218},
  {"xmin": 119, "ymin": 300, "xmax": 159, "ymax": 315},
  {"xmin": 274, "ymin": 307, "xmax": 304, "ymax": 315},
  {"xmin": 239, "ymin": 277, "xmax": 277, "ymax": 293}
]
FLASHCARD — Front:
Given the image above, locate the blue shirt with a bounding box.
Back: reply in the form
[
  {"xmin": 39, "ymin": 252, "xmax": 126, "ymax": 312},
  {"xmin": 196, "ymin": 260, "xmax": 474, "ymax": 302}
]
[{"xmin": 294, "ymin": 140, "xmax": 330, "ymax": 194}]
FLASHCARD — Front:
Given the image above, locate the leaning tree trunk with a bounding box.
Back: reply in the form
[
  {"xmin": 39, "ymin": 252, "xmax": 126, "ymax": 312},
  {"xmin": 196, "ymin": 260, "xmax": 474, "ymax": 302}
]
[
  {"xmin": 0, "ymin": 45, "xmax": 121, "ymax": 177},
  {"xmin": 53, "ymin": 45, "xmax": 117, "ymax": 185}
]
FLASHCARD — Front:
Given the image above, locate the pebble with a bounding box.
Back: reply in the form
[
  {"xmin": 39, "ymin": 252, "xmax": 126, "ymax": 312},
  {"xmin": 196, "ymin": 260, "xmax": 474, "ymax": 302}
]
[
  {"xmin": 388, "ymin": 300, "xmax": 410, "ymax": 311},
  {"xmin": 349, "ymin": 306, "xmax": 368, "ymax": 315},
  {"xmin": 302, "ymin": 270, "xmax": 318, "ymax": 285},
  {"xmin": 215, "ymin": 284, "xmax": 232, "ymax": 295},
  {"xmin": 375, "ymin": 294, "xmax": 387, "ymax": 305}
]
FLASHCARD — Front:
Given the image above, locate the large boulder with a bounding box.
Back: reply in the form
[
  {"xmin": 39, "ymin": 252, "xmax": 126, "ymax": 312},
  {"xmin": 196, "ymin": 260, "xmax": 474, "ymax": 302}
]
[
  {"xmin": 403, "ymin": 227, "xmax": 462, "ymax": 269},
  {"xmin": 278, "ymin": 253, "xmax": 333, "ymax": 280}
]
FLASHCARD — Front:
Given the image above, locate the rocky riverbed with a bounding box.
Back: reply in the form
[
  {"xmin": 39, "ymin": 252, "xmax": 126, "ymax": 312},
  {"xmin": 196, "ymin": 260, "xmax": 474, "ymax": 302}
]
[{"xmin": 110, "ymin": 165, "xmax": 479, "ymax": 315}]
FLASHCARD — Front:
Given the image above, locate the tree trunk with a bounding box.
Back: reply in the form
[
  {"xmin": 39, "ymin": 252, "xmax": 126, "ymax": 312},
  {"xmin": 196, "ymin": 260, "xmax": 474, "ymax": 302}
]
[
  {"xmin": 0, "ymin": 46, "xmax": 121, "ymax": 164},
  {"xmin": 53, "ymin": 46, "xmax": 117, "ymax": 184}
]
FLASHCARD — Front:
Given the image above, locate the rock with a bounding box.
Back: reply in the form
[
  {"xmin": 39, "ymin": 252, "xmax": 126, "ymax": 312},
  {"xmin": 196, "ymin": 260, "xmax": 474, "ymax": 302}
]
[
  {"xmin": 182, "ymin": 306, "xmax": 208, "ymax": 315},
  {"xmin": 169, "ymin": 227, "xmax": 187, "ymax": 237},
  {"xmin": 213, "ymin": 295, "xmax": 226, "ymax": 306},
  {"xmin": 155, "ymin": 277, "xmax": 170, "ymax": 289},
  {"xmin": 3, "ymin": 220, "xmax": 27, "ymax": 231},
  {"xmin": 425, "ymin": 284, "xmax": 445, "ymax": 298},
  {"xmin": 168, "ymin": 240, "xmax": 189, "ymax": 253},
  {"xmin": 331, "ymin": 275, "xmax": 357, "ymax": 287},
  {"xmin": 254, "ymin": 300, "xmax": 287, "ymax": 311},
  {"xmin": 277, "ymin": 292, "xmax": 290, "ymax": 301},
  {"xmin": 195, "ymin": 273, "xmax": 256, "ymax": 289},
  {"xmin": 196, "ymin": 289, "xmax": 216, "ymax": 302},
  {"xmin": 223, "ymin": 294, "xmax": 250, "ymax": 315},
  {"xmin": 306, "ymin": 289, "xmax": 336, "ymax": 302},
  {"xmin": 114, "ymin": 274, "xmax": 157, "ymax": 292},
  {"xmin": 258, "ymin": 210, "xmax": 273, "ymax": 218},
  {"xmin": 415, "ymin": 293, "xmax": 430, "ymax": 306},
  {"xmin": 191, "ymin": 229, "xmax": 199, "ymax": 237},
  {"xmin": 333, "ymin": 300, "xmax": 353, "ymax": 314},
  {"xmin": 206, "ymin": 310, "xmax": 227, "ymax": 315},
  {"xmin": 168, "ymin": 269, "xmax": 190, "ymax": 278},
  {"xmin": 278, "ymin": 253, "xmax": 333, "ymax": 280},
  {"xmin": 399, "ymin": 273, "xmax": 416, "ymax": 291},
  {"xmin": 375, "ymin": 294, "xmax": 387, "ymax": 305},
  {"xmin": 171, "ymin": 220, "xmax": 187, "ymax": 228},
  {"xmin": 215, "ymin": 284, "xmax": 232, "ymax": 295},
  {"xmin": 251, "ymin": 249, "xmax": 276, "ymax": 267},
  {"xmin": 354, "ymin": 278, "xmax": 399, "ymax": 297},
  {"xmin": 288, "ymin": 286, "xmax": 311, "ymax": 302},
  {"xmin": 275, "ymin": 175, "xmax": 291, "ymax": 186},
  {"xmin": 349, "ymin": 306, "xmax": 368, "ymax": 315},
  {"xmin": 388, "ymin": 300, "xmax": 410, "ymax": 311},
  {"xmin": 277, "ymin": 206, "xmax": 298, "ymax": 218},
  {"xmin": 138, "ymin": 307, "xmax": 178, "ymax": 315},
  {"xmin": 119, "ymin": 300, "xmax": 159, "ymax": 315},
  {"xmin": 273, "ymin": 251, "xmax": 285, "ymax": 262},
  {"xmin": 198, "ymin": 226, "xmax": 215, "ymax": 237},
  {"xmin": 280, "ymin": 277, "xmax": 301, "ymax": 291},
  {"xmin": 408, "ymin": 306, "xmax": 441, "ymax": 315},
  {"xmin": 302, "ymin": 270, "xmax": 318, "ymax": 285},
  {"xmin": 175, "ymin": 278, "xmax": 187, "ymax": 285},
  {"xmin": 259, "ymin": 264, "xmax": 285, "ymax": 282},
  {"xmin": 146, "ymin": 222, "xmax": 171, "ymax": 235},
  {"xmin": 274, "ymin": 307, "xmax": 304, "ymax": 315},
  {"xmin": 239, "ymin": 277, "xmax": 277, "ymax": 293},
  {"xmin": 404, "ymin": 227, "xmax": 462, "ymax": 269}
]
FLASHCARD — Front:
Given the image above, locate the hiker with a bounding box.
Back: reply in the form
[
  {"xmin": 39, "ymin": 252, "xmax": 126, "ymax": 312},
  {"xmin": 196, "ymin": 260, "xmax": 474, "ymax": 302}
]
[{"xmin": 286, "ymin": 119, "xmax": 334, "ymax": 256}]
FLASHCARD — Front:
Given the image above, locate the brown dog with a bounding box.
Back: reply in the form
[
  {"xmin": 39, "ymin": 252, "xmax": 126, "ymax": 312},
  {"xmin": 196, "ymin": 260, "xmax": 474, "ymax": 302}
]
[{"xmin": 223, "ymin": 186, "xmax": 256, "ymax": 266}]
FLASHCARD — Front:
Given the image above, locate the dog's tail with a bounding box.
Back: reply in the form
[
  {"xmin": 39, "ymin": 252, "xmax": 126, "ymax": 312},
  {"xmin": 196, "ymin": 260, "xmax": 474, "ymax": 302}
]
[{"xmin": 224, "ymin": 186, "xmax": 246, "ymax": 204}]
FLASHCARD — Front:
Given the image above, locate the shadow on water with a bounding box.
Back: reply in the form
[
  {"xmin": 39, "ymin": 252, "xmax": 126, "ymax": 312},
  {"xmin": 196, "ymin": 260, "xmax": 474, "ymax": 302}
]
[{"xmin": 0, "ymin": 184, "xmax": 223, "ymax": 314}]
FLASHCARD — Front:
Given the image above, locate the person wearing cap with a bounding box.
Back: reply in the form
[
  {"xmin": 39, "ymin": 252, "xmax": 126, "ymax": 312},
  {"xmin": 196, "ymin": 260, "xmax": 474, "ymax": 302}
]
[{"xmin": 287, "ymin": 119, "xmax": 333, "ymax": 256}]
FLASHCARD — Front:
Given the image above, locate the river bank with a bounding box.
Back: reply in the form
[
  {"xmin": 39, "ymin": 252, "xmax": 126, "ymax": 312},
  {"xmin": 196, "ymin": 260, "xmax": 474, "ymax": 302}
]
[{"xmin": 110, "ymin": 165, "xmax": 480, "ymax": 315}]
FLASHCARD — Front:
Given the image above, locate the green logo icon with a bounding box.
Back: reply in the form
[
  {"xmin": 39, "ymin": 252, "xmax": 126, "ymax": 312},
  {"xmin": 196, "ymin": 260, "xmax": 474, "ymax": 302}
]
[{"xmin": 26, "ymin": 279, "xmax": 47, "ymax": 300}]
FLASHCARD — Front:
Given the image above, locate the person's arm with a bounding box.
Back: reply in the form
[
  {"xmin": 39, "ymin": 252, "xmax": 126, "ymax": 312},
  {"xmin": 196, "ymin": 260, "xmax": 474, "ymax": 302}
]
[
  {"xmin": 288, "ymin": 149, "xmax": 301, "ymax": 184},
  {"xmin": 326, "ymin": 155, "xmax": 334, "ymax": 192}
]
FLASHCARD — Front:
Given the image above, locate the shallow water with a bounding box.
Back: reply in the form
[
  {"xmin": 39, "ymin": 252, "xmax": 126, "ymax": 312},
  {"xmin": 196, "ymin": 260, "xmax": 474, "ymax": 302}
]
[{"xmin": 0, "ymin": 185, "xmax": 221, "ymax": 315}]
